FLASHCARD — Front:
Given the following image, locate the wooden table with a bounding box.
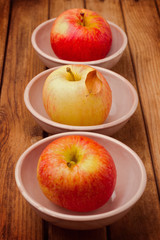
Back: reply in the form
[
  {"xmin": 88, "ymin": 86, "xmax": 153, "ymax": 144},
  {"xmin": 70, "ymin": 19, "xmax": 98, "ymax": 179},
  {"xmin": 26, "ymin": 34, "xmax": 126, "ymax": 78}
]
[{"xmin": 1, "ymin": 0, "xmax": 160, "ymax": 239}]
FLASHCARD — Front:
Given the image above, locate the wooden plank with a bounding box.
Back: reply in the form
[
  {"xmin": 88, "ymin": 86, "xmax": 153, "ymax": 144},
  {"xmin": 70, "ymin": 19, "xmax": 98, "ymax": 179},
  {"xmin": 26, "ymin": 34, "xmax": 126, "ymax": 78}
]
[
  {"xmin": 49, "ymin": 0, "xmax": 85, "ymax": 18},
  {"xmin": 48, "ymin": 225, "xmax": 107, "ymax": 240},
  {"xmin": 46, "ymin": 1, "xmax": 107, "ymax": 239},
  {"xmin": 0, "ymin": 0, "xmax": 48, "ymax": 239},
  {"xmin": 155, "ymin": 0, "xmax": 160, "ymax": 11},
  {"xmin": 121, "ymin": 0, "xmax": 160, "ymax": 193},
  {"xmin": 86, "ymin": 0, "xmax": 160, "ymax": 240},
  {"xmin": 0, "ymin": 0, "xmax": 10, "ymax": 84}
]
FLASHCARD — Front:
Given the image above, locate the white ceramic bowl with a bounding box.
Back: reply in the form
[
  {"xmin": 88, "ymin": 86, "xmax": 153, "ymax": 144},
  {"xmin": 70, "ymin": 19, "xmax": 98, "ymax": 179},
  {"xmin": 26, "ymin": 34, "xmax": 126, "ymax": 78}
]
[
  {"xmin": 31, "ymin": 18, "xmax": 127, "ymax": 69},
  {"xmin": 15, "ymin": 131, "xmax": 147, "ymax": 230},
  {"xmin": 24, "ymin": 66, "xmax": 138, "ymax": 136}
]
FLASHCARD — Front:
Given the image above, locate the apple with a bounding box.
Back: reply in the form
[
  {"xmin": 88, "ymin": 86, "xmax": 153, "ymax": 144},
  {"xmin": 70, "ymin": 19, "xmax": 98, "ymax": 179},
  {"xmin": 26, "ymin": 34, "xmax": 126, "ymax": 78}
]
[
  {"xmin": 50, "ymin": 8, "xmax": 112, "ymax": 61},
  {"xmin": 43, "ymin": 64, "xmax": 112, "ymax": 126},
  {"xmin": 37, "ymin": 135, "xmax": 117, "ymax": 212}
]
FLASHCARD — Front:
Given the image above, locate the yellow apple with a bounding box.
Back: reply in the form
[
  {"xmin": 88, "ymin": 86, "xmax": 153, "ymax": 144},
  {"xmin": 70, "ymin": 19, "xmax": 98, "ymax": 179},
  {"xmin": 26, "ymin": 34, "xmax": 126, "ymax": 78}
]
[{"xmin": 43, "ymin": 65, "xmax": 112, "ymax": 126}]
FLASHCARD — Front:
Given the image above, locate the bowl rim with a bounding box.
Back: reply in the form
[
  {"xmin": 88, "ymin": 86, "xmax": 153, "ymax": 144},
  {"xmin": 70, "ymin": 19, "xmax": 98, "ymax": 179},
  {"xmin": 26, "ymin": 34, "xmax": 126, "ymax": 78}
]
[
  {"xmin": 31, "ymin": 18, "xmax": 128, "ymax": 65},
  {"xmin": 24, "ymin": 65, "xmax": 138, "ymax": 131},
  {"xmin": 15, "ymin": 131, "xmax": 147, "ymax": 222}
]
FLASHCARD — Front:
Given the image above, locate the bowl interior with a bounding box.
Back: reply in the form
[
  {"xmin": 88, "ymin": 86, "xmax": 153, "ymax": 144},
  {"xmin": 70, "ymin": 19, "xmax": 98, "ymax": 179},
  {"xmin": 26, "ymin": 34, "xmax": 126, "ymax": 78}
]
[
  {"xmin": 35, "ymin": 19, "xmax": 125, "ymax": 61},
  {"xmin": 27, "ymin": 67, "xmax": 136, "ymax": 126},
  {"xmin": 18, "ymin": 133, "xmax": 145, "ymax": 218}
]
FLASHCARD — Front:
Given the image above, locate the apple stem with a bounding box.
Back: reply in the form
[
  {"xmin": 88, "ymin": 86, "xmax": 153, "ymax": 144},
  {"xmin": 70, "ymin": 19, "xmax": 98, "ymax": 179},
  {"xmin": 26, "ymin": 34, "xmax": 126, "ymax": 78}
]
[
  {"xmin": 80, "ymin": 12, "xmax": 85, "ymax": 26},
  {"xmin": 66, "ymin": 67, "xmax": 76, "ymax": 81},
  {"xmin": 67, "ymin": 161, "xmax": 76, "ymax": 168}
]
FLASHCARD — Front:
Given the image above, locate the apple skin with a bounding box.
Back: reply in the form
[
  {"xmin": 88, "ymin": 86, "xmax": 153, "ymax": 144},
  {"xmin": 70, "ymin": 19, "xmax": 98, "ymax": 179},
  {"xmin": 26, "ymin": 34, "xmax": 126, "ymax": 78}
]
[
  {"xmin": 43, "ymin": 64, "xmax": 112, "ymax": 126},
  {"xmin": 37, "ymin": 135, "xmax": 117, "ymax": 212},
  {"xmin": 50, "ymin": 8, "xmax": 112, "ymax": 61}
]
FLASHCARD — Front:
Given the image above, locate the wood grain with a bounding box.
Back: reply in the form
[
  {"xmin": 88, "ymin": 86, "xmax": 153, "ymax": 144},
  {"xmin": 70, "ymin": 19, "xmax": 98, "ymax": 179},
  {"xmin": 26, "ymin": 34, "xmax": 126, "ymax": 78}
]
[
  {"xmin": 47, "ymin": 225, "xmax": 107, "ymax": 240},
  {"xmin": 0, "ymin": 0, "xmax": 48, "ymax": 239},
  {"xmin": 86, "ymin": 0, "xmax": 160, "ymax": 239},
  {"xmin": 49, "ymin": 0, "xmax": 85, "ymax": 18},
  {"xmin": 121, "ymin": 0, "xmax": 160, "ymax": 193},
  {"xmin": 155, "ymin": 0, "xmax": 160, "ymax": 12},
  {"xmin": 0, "ymin": 0, "xmax": 10, "ymax": 86},
  {"xmin": 0, "ymin": 0, "xmax": 160, "ymax": 239}
]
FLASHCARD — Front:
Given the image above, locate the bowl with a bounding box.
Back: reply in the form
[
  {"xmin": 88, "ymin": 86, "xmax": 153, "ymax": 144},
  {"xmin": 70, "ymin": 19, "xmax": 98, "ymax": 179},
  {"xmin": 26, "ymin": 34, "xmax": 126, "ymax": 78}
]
[
  {"xmin": 31, "ymin": 18, "xmax": 127, "ymax": 69},
  {"xmin": 15, "ymin": 131, "xmax": 147, "ymax": 230},
  {"xmin": 24, "ymin": 65, "xmax": 138, "ymax": 136}
]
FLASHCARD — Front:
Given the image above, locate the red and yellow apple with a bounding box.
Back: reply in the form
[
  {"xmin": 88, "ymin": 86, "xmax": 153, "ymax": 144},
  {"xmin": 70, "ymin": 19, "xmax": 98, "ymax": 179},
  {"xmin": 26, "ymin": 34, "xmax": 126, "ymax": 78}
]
[
  {"xmin": 37, "ymin": 135, "xmax": 117, "ymax": 212},
  {"xmin": 50, "ymin": 8, "xmax": 112, "ymax": 61},
  {"xmin": 43, "ymin": 64, "xmax": 112, "ymax": 126}
]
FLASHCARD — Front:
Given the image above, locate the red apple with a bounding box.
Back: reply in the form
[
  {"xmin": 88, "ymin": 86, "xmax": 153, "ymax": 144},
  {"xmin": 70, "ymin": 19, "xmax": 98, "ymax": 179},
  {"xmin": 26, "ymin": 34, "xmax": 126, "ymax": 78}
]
[
  {"xmin": 43, "ymin": 64, "xmax": 112, "ymax": 126},
  {"xmin": 37, "ymin": 135, "xmax": 117, "ymax": 212},
  {"xmin": 50, "ymin": 8, "xmax": 112, "ymax": 61}
]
